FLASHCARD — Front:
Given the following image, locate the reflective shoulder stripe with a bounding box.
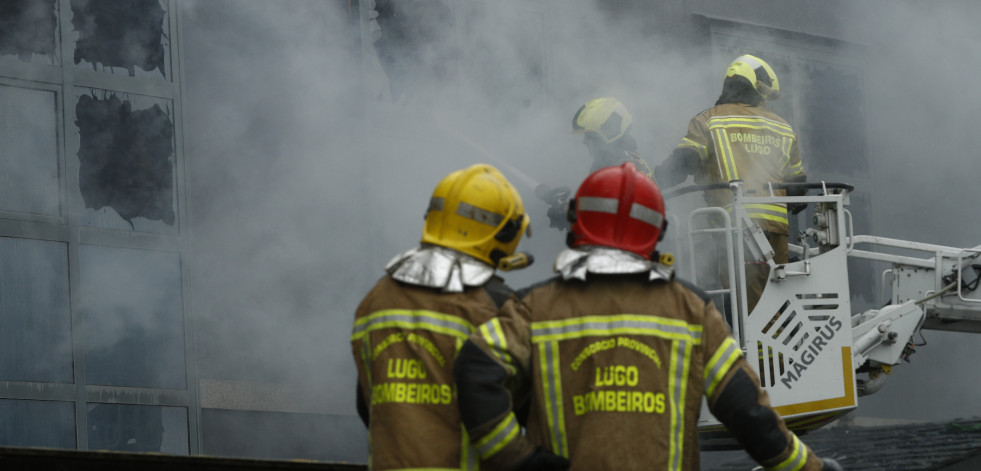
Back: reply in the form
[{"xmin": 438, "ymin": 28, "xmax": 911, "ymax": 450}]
[
  {"xmin": 530, "ymin": 314, "xmax": 703, "ymax": 344},
  {"xmin": 764, "ymin": 434, "xmax": 808, "ymax": 471},
  {"xmin": 474, "ymin": 412, "xmax": 520, "ymax": 459},
  {"xmin": 351, "ymin": 309, "xmax": 475, "ymax": 341},
  {"xmin": 479, "ymin": 319, "xmax": 515, "ymax": 374},
  {"xmin": 706, "ymin": 116, "xmax": 796, "ymax": 138},
  {"xmin": 704, "ymin": 337, "xmax": 741, "ymax": 398}
]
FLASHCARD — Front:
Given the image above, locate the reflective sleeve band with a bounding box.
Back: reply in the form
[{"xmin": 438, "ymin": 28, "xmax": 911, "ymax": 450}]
[
  {"xmin": 745, "ymin": 203, "xmax": 788, "ymax": 225},
  {"xmin": 474, "ymin": 412, "xmax": 520, "ymax": 459},
  {"xmin": 678, "ymin": 137, "xmax": 709, "ymax": 161},
  {"xmin": 765, "ymin": 434, "xmax": 808, "ymax": 471},
  {"xmin": 351, "ymin": 309, "xmax": 475, "ymax": 341},
  {"xmin": 786, "ymin": 159, "xmax": 803, "ymax": 176},
  {"xmin": 704, "ymin": 337, "xmax": 742, "ymax": 398},
  {"xmin": 479, "ymin": 319, "xmax": 515, "ymax": 374}
]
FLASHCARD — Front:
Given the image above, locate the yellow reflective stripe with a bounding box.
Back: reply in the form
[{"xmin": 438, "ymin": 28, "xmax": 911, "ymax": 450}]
[
  {"xmin": 351, "ymin": 309, "xmax": 475, "ymax": 341},
  {"xmin": 479, "ymin": 319, "xmax": 514, "ymax": 373},
  {"xmin": 538, "ymin": 341, "xmax": 568, "ymax": 457},
  {"xmin": 750, "ymin": 213, "xmax": 789, "ymax": 224},
  {"xmin": 667, "ymin": 339, "xmax": 694, "ymax": 471},
  {"xmin": 531, "ymin": 314, "xmax": 703, "ymax": 344},
  {"xmin": 360, "ymin": 340, "xmax": 373, "ymax": 384},
  {"xmin": 765, "ymin": 435, "xmax": 808, "ymax": 471},
  {"xmin": 704, "ymin": 337, "xmax": 741, "ymax": 398},
  {"xmin": 475, "ymin": 412, "xmax": 520, "ymax": 459},
  {"xmin": 706, "ymin": 116, "xmax": 795, "ymax": 137},
  {"xmin": 786, "ymin": 159, "xmax": 803, "ymax": 175},
  {"xmin": 746, "ymin": 203, "xmax": 788, "ymax": 225},
  {"xmin": 460, "ymin": 424, "xmax": 478, "ymax": 471},
  {"xmin": 713, "ymin": 128, "xmax": 738, "ymax": 180},
  {"xmin": 679, "ymin": 137, "xmax": 709, "ymax": 161},
  {"xmin": 745, "ymin": 203, "xmax": 787, "ymax": 214}
]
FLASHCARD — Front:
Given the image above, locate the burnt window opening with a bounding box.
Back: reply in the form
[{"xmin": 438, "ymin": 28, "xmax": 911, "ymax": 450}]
[
  {"xmin": 75, "ymin": 93, "xmax": 175, "ymax": 227},
  {"xmin": 0, "ymin": 0, "xmax": 57, "ymax": 61},
  {"xmin": 370, "ymin": 0, "xmax": 456, "ymax": 101},
  {"xmin": 801, "ymin": 63, "xmax": 869, "ymax": 176},
  {"xmin": 71, "ymin": 0, "xmax": 167, "ymax": 77}
]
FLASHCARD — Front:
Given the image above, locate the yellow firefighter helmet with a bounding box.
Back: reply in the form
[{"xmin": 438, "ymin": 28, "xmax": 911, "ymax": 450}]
[
  {"xmin": 725, "ymin": 54, "xmax": 780, "ymax": 100},
  {"xmin": 572, "ymin": 97, "xmax": 633, "ymax": 144},
  {"xmin": 422, "ymin": 164, "xmax": 530, "ymax": 267}
]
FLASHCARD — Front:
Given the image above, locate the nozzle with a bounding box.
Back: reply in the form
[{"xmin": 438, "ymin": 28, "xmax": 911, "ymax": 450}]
[{"xmin": 498, "ymin": 252, "xmax": 535, "ymax": 271}]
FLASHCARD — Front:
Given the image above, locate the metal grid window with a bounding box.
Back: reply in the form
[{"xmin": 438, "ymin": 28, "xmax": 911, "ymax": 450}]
[{"xmin": 0, "ymin": 0, "xmax": 196, "ymax": 454}]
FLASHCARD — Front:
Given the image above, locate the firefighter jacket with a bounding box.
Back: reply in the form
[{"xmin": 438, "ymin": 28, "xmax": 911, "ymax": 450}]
[
  {"xmin": 453, "ymin": 250, "xmax": 825, "ymax": 471},
  {"xmin": 351, "ymin": 246, "xmax": 515, "ymax": 471},
  {"xmin": 671, "ymin": 102, "xmax": 805, "ymax": 235}
]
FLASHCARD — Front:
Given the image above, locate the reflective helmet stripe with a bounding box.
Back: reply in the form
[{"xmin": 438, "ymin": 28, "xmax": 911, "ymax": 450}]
[
  {"xmin": 429, "ymin": 196, "xmax": 445, "ymax": 212},
  {"xmin": 577, "ymin": 196, "xmax": 619, "ymax": 214},
  {"xmin": 456, "ymin": 201, "xmax": 505, "ymax": 227},
  {"xmin": 579, "ymin": 196, "xmax": 663, "ymax": 227},
  {"xmin": 630, "ymin": 202, "xmax": 664, "ymax": 227}
]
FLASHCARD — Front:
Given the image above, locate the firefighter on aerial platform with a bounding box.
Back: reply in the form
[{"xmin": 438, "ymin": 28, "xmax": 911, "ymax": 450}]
[
  {"xmin": 351, "ymin": 164, "xmax": 533, "ymax": 471},
  {"xmin": 654, "ymin": 54, "xmax": 807, "ymax": 314},
  {"xmin": 538, "ymin": 97, "xmax": 653, "ymax": 230},
  {"xmin": 454, "ymin": 162, "xmax": 842, "ymax": 471}
]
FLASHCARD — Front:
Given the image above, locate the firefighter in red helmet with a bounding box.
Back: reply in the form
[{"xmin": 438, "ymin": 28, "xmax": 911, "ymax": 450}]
[{"xmin": 454, "ymin": 163, "xmax": 842, "ymax": 471}]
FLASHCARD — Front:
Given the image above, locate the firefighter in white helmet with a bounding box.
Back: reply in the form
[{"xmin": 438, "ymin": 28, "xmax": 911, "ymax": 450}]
[
  {"xmin": 351, "ymin": 164, "xmax": 533, "ymax": 471},
  {"xmin": 654, "ymin": 54, "xmax": 807, "ymax": 314},
  {"xmin": 454, "ymin": 163, "xmax": 842, "ymax": 470}
]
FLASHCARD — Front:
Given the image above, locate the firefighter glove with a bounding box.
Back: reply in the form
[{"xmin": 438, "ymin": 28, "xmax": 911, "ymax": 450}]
[
  {"xmin": 821, "ymin": 458, "xmax": 845, "ymax": 471},
  {"xmin": 512, "ymin": 446, "xmax": 570, "ymax": 471}
]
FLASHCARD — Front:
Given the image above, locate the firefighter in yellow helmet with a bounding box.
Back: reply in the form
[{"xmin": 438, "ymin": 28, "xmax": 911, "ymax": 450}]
[
  {"xmin": 453, "ymin": 163, "xmax": 842, "ymax": 471},
  {"xmin": 351, "ymin": 164, "xmax": 533, "ymax": 471},
  {"xmin": 538, "ymin": 97, "xmax": 654, "ymax": 231},
  {"xmin": 572, "ymin": 97, "xmax": 652, "ymax": 176},
  {"xmin": 654, "ymin": 54, "xmax": 807, "ymax": 314}
]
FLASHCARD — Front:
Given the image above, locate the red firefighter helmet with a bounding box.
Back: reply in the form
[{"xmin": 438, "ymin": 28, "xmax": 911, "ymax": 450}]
[{"xmin": 567, "ymin": 162, "xmax": 666, "ymax": 259}]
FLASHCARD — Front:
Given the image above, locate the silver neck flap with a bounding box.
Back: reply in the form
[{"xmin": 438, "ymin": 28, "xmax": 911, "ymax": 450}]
[
  {"xmin": 386, "ymin": 245, "xmax": 495, "ymax": 292},
  {"xmin": 554, "ymin": 246, "xmax": 673, "ymax": 282}
]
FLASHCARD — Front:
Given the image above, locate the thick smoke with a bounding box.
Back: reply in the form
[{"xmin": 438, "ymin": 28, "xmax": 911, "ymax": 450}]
[{"xmin": 176, "ymin": 0, "xmax": 981, "ymax": 463}]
